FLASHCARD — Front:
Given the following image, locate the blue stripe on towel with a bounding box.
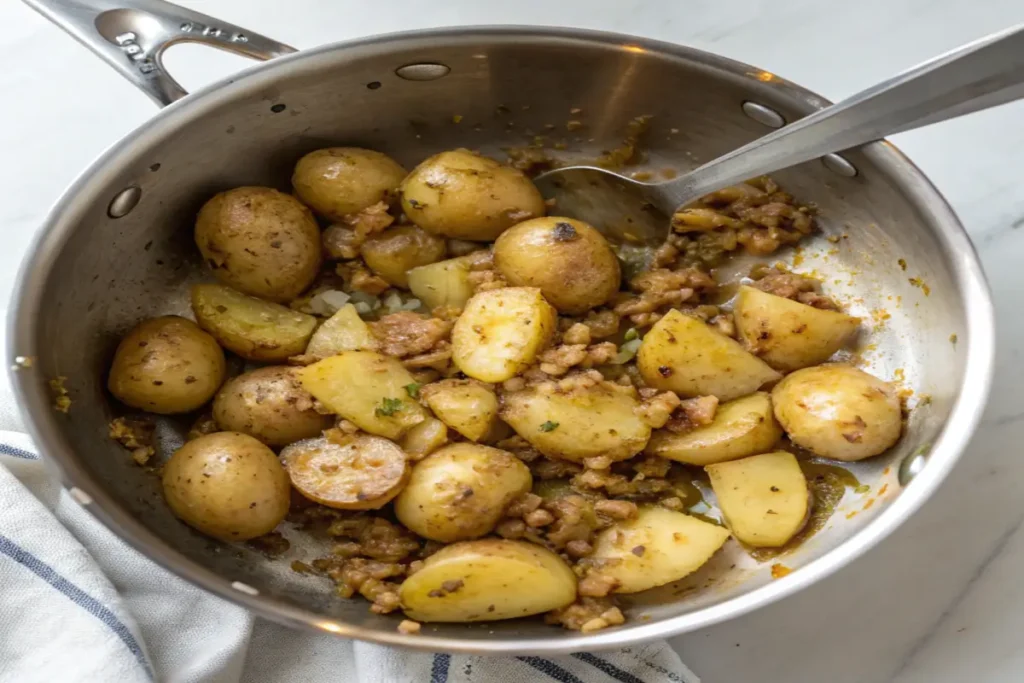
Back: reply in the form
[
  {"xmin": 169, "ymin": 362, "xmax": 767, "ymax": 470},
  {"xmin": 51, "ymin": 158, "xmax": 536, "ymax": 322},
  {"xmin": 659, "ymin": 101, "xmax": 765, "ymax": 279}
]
[
  {"xmin": 0, "ymin": 443, "xmax": 37, "ymax": 459},
  {"xmin": 572, "ymin": 652, "xmax": 647, "ymax": 683},
  {"xmin": 0, "ymin": 533, "xmax": 152, "ymax": 679},
  {"xmin": 430, "ymin": 653, "xmax": 451, "ymax": 683},
  {"xmin": 516, "ymin": 657, "xmax": 585, "ymax": 683}
]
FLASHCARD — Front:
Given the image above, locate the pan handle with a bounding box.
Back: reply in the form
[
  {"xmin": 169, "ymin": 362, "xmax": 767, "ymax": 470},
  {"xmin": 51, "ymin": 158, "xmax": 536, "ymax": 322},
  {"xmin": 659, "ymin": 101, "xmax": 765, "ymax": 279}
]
[{"xmin": 23, "ymin": 0, "xmax": 297, "ymax": 107}]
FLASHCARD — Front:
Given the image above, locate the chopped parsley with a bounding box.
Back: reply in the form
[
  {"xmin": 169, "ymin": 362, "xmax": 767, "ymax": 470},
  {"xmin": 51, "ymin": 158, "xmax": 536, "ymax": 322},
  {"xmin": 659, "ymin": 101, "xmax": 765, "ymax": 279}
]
[
  {"xmin": 623, "ymin": 327, "xmax": 639, "ymax": 342},
  {"xmin": 539, "ymin": 421, "xmax": 559, "ymax": 432},
  {"xmin": 404, "ymin": 383, "xmax": 422, "ymax": 399},
  {"xmin": 375, "ymin": 397, "xmax": 404, "ymax": 417}
]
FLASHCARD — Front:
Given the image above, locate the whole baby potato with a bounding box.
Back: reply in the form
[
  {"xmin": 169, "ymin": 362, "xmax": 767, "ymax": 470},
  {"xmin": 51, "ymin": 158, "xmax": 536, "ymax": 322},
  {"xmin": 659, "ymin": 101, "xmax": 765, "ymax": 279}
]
[
  {"xmin": 772, "ymin": 364, "xmax": 902, "ymax": 461},
  {"xmin": 493, "ymin": 217, "xmax": 621, "ymax": 314},
  {"xmin": 195, "ymin": 186, "xmax": 321, "ymax": 302},
  {"xmin": 292, "ymin": 147, "xmax": 407, "ymax": 221},
  {"xmin": 108, "ymin": 316, "xmax": 225, "ymax": 414},
  {"xmin": 161, "ymin": 432, "xmax": 290, "ymax": 541},
  {"xmin": 360, "ymin": 225, "xmax": 447, "ymax": 289},
  {"xmin": 400, "ymin": 149, "xmax": 545, "ymax": 241},
  {"xmin": 212, "ymin": 366, "xmax": 332, "ymax": 446}
]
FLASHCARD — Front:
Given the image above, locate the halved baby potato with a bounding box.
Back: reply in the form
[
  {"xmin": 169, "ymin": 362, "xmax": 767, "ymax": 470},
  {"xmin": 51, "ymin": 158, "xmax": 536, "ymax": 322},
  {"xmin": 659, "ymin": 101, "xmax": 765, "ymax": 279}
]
[
  {"xmin": 407, "ymin": 255, "xmax": 477, "ymax": 311},
  {"xmin": 303, "ymin": 304, "xmax": 379, "ymax": 361},
  {"xmin": 589, "ymin": 507, "xmax": 731, "ymax": 594},
  {"xmin": 297, "ymin": 351, "xmax": 427, "ymax": 439},
  {"xmin": 192, "ymin": 284, "xmax": 316, "ymax": 362},
  {"xmin": 706, "ymin": 451, "xmax": 809, "ymax": 548},
  {"xmin": 734, "ymin": 286, "xmax": 860, "ymax": 372},
  {"xmin": 637, "ymin": 309, "xmax": 781, "ymax": 401},
  {"xmin": 399, "ymin": 538, "xmax": 576, "ymax": 622},
  {"xmin": 500, "ymin": 383, "xmax": 650, "ymax": 462},
  {"xmin": 452, "ymin": 287, "xmax": 557, "ymax": 382},
  {"xmin": 281, "ymin": 435, "xmax": 409, "ymax": 510},
  {"xmin": 644, "ymin": 392, "xmax": 782, "ymax": 466},
  {"xmin": 420, "ymin": 379, "xmax": 498, "ymax": 442}
]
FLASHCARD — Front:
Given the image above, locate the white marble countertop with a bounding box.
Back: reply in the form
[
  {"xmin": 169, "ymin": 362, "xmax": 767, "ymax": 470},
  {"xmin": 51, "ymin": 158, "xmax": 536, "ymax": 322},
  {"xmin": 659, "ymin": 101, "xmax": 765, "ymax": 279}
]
[{"xmin": 3, "ymin": 1, "xmax": 1024, "ymax": 681}]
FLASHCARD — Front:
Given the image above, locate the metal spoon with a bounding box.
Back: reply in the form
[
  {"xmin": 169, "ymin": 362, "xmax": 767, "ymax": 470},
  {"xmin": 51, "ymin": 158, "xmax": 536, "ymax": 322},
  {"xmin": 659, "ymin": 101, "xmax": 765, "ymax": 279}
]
[{"xmin": 535, "ymin": 24, "xmax": 1024, "ymax": 261}]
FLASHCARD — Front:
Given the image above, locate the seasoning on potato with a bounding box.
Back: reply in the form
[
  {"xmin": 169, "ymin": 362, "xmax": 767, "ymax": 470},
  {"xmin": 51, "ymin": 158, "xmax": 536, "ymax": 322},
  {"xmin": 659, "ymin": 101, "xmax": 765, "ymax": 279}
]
[
  {"xmin": 292, "ymin": 147, "xmax": 407, "ymax": 221},
  {"xmin": 282, "ymin": 435, "xmax": 409, "ymax": 509},
  {"xmin": 212, "ymin": 366, "xmax": 331, "ymax": 446},
  {"xmin": 360, "ymin": 225, "xmax": 447, "ymax": 289}
]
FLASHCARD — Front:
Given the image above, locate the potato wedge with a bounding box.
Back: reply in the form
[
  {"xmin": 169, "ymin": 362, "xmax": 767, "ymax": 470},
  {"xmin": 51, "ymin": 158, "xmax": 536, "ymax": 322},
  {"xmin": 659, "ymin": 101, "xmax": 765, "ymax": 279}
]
[
  {"xmin": 452, "ymin": 287, "xmax": 557, "ymax": 382},
  {"xmin": 589, "ymin": 507, "xmax": 731, "ymax": 593},
  {"xmin": 644, "ymin": 392, "xmax": 782, "ymax": 466},
  {"xmin": 399, "ymin": 538, "xmax": 576, "ymax": 622},
  {"xmin": 501, "ymin": 383, "xmax": 651, "ymax": 462},
  {"xmin": 734, "ymin": 286, "xmax": 860, "ymax": 372},
  {"xmin": 303, "ymin": 304, "xmax": 379, "ymax": 361},
  {"xmin": 282, "ymin": 435, "xmax": 409, "ymax": 510},
  {"xmin": 191, "ymin": 284, "xmax": 316, "ymax": 362},
  {"xmin": 297, "ymin": 351, "xmax": 427, "ymax": 439},
  {"xmin": 637, "ymin": 309, "xmax": 781, "ymax": 401},
  {"xmin": 407, "ymin": 255, "xmax": 476, "ymax": 311},
  {"xmin": 421, "ymin": 379, "xmax": 498, "ymax": 442},
  {"xmin": 706, "ymin": 451, "xmax": 809, "ymax": 547},
  {"xmin": 400, "ymin": 417, "xmax": 449, "ymax": 461}
]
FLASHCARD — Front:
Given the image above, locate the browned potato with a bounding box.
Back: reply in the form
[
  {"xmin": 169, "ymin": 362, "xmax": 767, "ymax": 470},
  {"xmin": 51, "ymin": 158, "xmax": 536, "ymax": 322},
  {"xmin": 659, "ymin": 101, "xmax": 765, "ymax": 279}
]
[
  {"xmin": 161, "ymin": 432, "xmax": 290, "ymax": 541},
  {"xmin": 420, "ymin": 379, "xmax": 498, "ymax": 442},
  {"xmin": 195, "ymin": 187, "xmax": 321, "ymax": 302},
  {"xmin": 108, "ymin": 316, "xmax": 225, "ymax": 414},
  {"xmin": 400, "ymin": 149, "xmax": 545, "ymax": 241},
  {"xmin": 292, "ymin": 147, "xmax": 407, "ymax": 221},
  {"xmin": 360, "ymin": 225, "xmax": 447, "ymax": 289},
  {"xmin": 394, "ymin": 443, "xmax": 531, "ymax": 542},
  {"xmin": 212, "ymin": 367, "xmax": 331, "ymax": 446},
  {"xmin": 192, "ymin": 284, "xmax": 317, "ymax": 362},
  {"xmin": 281, "ymin": 435, "xmax": 409, "ymax": 509},
  {"xmin": 493, "ymin": 217, "xmax": 621, "ymax": 313}
]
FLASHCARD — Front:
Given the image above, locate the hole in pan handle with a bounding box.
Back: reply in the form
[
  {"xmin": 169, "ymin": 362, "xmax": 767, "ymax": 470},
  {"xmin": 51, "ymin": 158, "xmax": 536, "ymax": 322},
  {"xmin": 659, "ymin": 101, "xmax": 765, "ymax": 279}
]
[{"xmin": 23, "ymin": 0, "xmax": 297, "ymax": 107}]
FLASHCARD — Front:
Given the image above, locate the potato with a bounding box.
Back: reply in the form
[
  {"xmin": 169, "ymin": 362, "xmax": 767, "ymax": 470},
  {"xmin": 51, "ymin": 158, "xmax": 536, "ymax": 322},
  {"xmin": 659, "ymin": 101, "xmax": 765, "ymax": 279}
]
[
  {"xmin": 399, "ymin": 538, "xmax": 576, "ymax": 622},
  {"xmin": 297, "ymin": 351, "xmax": 426, "ymax": 439},
  {"xmin": 501, "ymin": 383, "xmax": 651, "ymax": 462},
  {"xmin": 772, "ymin": 364, "xmax": 902, "ymax": 461},
  {"xmin": 420, "ymin": 379, "xmax": 498, "ymax": 442},
  {"xmin": 589, "ymin": 507, "xmax": 731, "ymax": 593},
  {"xmin": 400, "ymin": 417, "xmax": 449, "ymax": 461},
  {"xmin": 212, "ymin": 366, "xmax": 331, "ymax": 446},
  {"xmin": 292, "ymin": 147, "xmax": 407, "ymax": 221},
  {"xmin": 406, "ymin": 255, "xmax": 476, "ymax": 311},
  {"xmin": 161, "ymin": 432, "xmax": 290, "ymax": 541},
  {"xmin": 394, "ymin": 443, "xmax": 531, "ymax": 542},
  {"xmin": 493, "ymin": 217, "xmax": 620, "ymax": 314},
  {"xmin": 360, "ymin": 225, "xmax": 447, "ymax": 289},
  {"xmin": 303, "ymin": 304, "xmax": 379, "ymax": 361},
  {"xmin": 706, "ymin": 451, "xmax": 809, "ymax": 547},
  {"xmin": 281, "ymin": 435, "xmax": 409, "ymax": 509},
  {"xmin": 637, "ymin": 309, "xmax": 781, "ymax": 401},
  {"xmin": 400, "ymin": 149, "xmax": 545, "ymax": 241},
  {"xmin": 451, "ymin": 287, "xmax": 557, "ymax": 382},
  {"xmin": 108, "ymin": 316, "xmax": 225, "ymax": 414},
  {"xmin": 195, "ymin": 187, "xmax": 321, "ymax": 302},
  {"xmin": 734, "ymin": 286, "xmax": 860, "ymax": 372},
  {"xmin": 644, "ymin": 392, "xmax": 782, "ymax": 466},
  {"xmin": 192, "ymin": 284, "xmax": 317, "ymax": 362}
]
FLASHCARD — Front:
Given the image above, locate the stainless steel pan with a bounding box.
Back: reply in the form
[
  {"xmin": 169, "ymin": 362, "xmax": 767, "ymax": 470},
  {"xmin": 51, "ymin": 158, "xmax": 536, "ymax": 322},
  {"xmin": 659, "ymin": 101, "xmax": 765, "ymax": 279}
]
[{"xmin": 11, "ymin": 0, "xmax": 995, "ymax": 654}]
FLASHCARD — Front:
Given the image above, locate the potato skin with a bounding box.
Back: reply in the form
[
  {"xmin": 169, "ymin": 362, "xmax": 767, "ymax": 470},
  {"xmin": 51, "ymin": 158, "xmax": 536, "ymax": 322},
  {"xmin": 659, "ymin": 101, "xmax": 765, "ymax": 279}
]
[
  {"xmin": 772, "ymin": 364, "xmax": 902, "ymax": 461},
  {"xmin": 292, "ymin": 147, "xmax": 407, "ymax": 221},
  {"xmin": 360, "ymin": 225, "xmax": 446, "ymax": 289},
  {"xmin": 493, "ymin": 217, "xmax": 620, "ymax": 314},
  {"xmin": 161, "ymin": 432, "xmax": 290, "ymax": 541},
  {"xmin": 195, "ymin": 187, "xmax": 321, "ymax": 302},
  {"xmin": 394, "ymin": 443, "xmax": 532, "ymax": 542},
  {"xmin": 212, "ymin": 366, "xmax": 331, "ymax": 446},
  {"xmin": 108, "ymin": 316, "xmax": 225, "ymax": 414},
  {"xmin": 400, "ymin": 149, "xmax": 545, "ymax": 241}
]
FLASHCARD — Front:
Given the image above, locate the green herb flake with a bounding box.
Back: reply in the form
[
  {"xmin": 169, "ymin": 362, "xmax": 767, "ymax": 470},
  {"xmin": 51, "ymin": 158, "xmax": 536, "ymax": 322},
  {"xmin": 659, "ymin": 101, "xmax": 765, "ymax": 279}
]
[
  {"xmin": 404, "ymin": 383, "xmax": 422, "ymax": 399},
  {"xmin": 624, "ymin": 327, "xmax": 639, "ymax": 342},
  {"xmin": 539, "ymin": 421, "xmax": 560, "ymax": 432},
  {"xmin": 854, "ymin": 484, "xmax": 871, "ymax": 494},
  {"xmin": 375, "ymin": 397, "xmax": 404, "ymax": 417}
]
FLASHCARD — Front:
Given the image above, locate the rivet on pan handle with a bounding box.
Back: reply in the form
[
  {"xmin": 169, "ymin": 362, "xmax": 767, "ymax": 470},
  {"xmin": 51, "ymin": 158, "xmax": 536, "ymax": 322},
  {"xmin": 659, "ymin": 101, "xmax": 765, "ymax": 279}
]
[{"xmin": 23, "ymin": 0, "xmax": 297, "ymax": 107}]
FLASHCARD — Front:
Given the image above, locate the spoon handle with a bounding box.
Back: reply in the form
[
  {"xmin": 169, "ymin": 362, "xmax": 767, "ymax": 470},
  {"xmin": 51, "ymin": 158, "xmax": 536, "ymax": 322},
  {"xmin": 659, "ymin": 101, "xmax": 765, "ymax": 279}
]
[{"xmin": 665, "ymin": 23, "xmax": 1024, "ymax": 207}]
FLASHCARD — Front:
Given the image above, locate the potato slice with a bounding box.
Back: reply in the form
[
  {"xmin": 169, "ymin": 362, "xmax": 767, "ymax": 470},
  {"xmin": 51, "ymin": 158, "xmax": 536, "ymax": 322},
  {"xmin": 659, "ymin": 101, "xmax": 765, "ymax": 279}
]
[
  {"xmin": 407, "ymin": 255, "xmax": 476, "ymax": 311},
  {"xmin": 590, "ymin": 507, "xmax": 731, "ymax": 593},
  {"xmin": 297, "ymin": 351, "xmax": 426, "ymax": 439},
  {"xmin": 500, "ymin": 383, "xmax": 650, "ymax": 462},
  {"xmin": 645, "ymin": 392, "xmax": 782, "ymax": 466},
  {"xmin": 399, "ymin": 539, "xmax": 576, "ymax": 622},
  {"xmin": 706, "ymin": 451, "xmax": 809, "ymax": 547},
  {"xmin": 282, "ymin": 435, "xmax": 409, "ymax": 510},
  {"xmin": 303, "ymin": 304, "xmax": 379, "ymax": 361},
  {"xmin": 452, "ymin": 287, "xmax": 557, "ymax": 382},
  {"xmin": 400, "ymin": 417, "xmax": 449, "ymax": 461},
  {"xmin": 734, "ymin": 286, "xmax": 860, "ymax": 371},
  {"xmin": 421, "ymin": 379, "xmax": 498, "ymax": 442},
  {"xmin": 191, "ymin": 284, "xmax": 316, "ymax": 362},
  {"xmin": 637, "ymin": 309, "xmax": 781, "ymax": 401}
]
